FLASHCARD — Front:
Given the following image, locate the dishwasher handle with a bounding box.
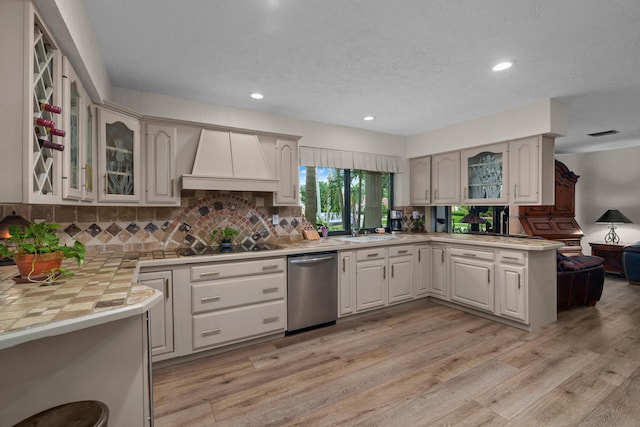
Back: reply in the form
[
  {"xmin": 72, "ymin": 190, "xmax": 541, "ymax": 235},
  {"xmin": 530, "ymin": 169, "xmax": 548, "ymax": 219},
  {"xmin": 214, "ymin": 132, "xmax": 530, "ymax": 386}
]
[{"xmin": 288, "ymin": 255, "xmax": 336, "ymax": 265}]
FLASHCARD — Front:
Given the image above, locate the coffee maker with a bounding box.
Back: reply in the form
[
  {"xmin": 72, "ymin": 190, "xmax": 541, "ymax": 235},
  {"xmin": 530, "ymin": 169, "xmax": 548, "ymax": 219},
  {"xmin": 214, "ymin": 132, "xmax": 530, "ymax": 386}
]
[{"xmin": 389, "ymin": 210, "xmax": 404, "ymax": 233}]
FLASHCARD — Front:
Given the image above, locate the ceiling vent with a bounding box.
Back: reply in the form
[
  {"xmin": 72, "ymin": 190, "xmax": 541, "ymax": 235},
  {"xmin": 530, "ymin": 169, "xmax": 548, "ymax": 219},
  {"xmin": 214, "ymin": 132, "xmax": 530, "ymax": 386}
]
[{"xmin": 587, "ymin": 130, "xmax": 619, "ymax": 137}]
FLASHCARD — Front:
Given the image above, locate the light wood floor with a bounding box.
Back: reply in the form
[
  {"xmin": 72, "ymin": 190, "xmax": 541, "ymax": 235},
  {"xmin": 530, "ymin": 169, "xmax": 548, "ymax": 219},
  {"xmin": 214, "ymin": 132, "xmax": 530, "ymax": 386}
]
[{"xmin": 153, "ymin": 275, "xmax": 640, "ymax": 426}]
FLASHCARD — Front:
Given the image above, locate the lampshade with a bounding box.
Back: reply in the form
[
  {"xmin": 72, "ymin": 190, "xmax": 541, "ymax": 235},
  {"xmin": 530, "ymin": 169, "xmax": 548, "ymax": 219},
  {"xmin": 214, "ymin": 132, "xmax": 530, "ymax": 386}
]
[
  {"xmin": 0, "ymin": 211, "xmax": 30, "ymax": 239},
  {"xmin": 595, "ymin": 209, "xmax": 633, "ymax": 224}
]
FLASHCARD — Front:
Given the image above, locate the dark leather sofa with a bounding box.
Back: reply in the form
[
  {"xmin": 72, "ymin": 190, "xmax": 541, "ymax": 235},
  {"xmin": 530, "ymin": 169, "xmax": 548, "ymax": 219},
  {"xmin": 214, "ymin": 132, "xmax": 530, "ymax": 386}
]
[
  {"xmin": 557, "ymin": 253, "xmax": 605, "ymax": 309},
  {"xmin": 623, "ymin": 242, "xmax": 640, "ymax": 286}
]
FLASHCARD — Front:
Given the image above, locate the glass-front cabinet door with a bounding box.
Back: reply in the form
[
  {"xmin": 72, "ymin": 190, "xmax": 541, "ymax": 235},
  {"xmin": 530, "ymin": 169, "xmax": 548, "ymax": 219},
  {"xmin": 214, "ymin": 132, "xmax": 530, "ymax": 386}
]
[
  {"xmin": 97, "ymin": 106, "xmax": 141, "ymax": 203},
  {"xmin": 62, "ymin": 59, "xmax": 82, "ymax": 200},
  {"xmin": 461, "ymin": 142, "xmax": 509, "ymax": 205}
]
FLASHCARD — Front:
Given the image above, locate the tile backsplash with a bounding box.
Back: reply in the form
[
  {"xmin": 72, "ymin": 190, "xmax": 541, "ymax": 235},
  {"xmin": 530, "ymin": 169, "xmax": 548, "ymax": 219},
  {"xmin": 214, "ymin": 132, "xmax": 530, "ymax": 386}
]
[
  {"xmin": 1, "ymin": 191, "xmax": 304, "ymax": 254},
  {"xmin": 1, "ymin": 192, "xmax": 429, "ymax": 254}
]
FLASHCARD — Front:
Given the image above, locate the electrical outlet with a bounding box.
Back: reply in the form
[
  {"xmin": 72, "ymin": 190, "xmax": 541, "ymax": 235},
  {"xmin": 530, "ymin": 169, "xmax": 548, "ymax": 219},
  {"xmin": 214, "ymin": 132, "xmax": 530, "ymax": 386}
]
[
  {"xmin": 272, "ymin": 214, "xmax": 279, "ymax": 225},
  {"xmin": 412, "ymin": 211, "xmax": 420, "ymax": 220}
]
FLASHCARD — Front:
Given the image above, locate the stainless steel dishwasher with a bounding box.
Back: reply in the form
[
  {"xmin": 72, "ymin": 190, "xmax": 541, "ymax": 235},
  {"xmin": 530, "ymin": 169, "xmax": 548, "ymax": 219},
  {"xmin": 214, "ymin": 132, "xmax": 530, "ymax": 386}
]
[{"xmin": 287, "ymin": 252, "xmax": 338, "ymax": 333}]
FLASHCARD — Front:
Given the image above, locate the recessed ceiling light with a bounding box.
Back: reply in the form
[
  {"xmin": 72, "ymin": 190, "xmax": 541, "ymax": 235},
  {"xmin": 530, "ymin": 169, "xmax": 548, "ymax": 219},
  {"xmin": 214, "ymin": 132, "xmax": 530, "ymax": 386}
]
[
  {"xmin": 363, "ymin": 116, "xmax": 375, "ymax": 121},
  {"xmin": 249, "ymin": 92, "xmax": 264, "ymax": 100},
  {"xmin": 492, "ymin": 61, "xmax": 513, "ymax": 71}
]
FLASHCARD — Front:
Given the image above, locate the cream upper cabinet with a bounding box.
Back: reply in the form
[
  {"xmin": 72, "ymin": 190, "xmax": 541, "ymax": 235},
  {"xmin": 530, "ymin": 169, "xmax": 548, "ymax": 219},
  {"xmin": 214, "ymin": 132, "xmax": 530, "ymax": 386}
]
[
  {"xmin": 509, "ymin": 135, "xmax": 555, "ymax": 205},
  {"xmin": 97, "ymin": 106, "xmax": 141, "ymax": 203},
  {"xmin": 145, "ymin": 123, "xmax": 178, "ymax": 205},
  {"xmin": 461, "ymin": 142, "xmax": 509, "ymax": 205},
  {"xmin": 410, "ymin": 156, "xmax": 431, "ymax": 205},
  {"xmin": 274, "ymin": 139, "xmax": 299, "ymax": 205},
  {"xmin": 431, "ymin": 151, "xmax": 460, "ymax": 205},
  {"xmin": 23, "ymin": 10, "xmax": 64, "ymax": 203},
  {"xmin": 62, "ymin": 58, "xmax": 95, "ymax": 202}
]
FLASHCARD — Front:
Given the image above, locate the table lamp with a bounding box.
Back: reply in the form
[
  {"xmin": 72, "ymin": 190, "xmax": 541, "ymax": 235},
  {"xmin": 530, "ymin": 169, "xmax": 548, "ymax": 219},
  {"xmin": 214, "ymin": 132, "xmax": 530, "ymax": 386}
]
[{"xmin": 596, "ymin": 209, "xmax": 632, "ymax": 244}]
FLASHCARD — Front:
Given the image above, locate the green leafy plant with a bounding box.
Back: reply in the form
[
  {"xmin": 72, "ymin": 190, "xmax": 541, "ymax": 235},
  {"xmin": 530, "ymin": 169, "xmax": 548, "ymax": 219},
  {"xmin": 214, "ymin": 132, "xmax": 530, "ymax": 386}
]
[
  {"xmin": 0, "ymin": 222, "xmax": 85, "ymax": 281},
  {"xmin": 210, "ymin": 227, "xmax": 239, "ymax": 244}
]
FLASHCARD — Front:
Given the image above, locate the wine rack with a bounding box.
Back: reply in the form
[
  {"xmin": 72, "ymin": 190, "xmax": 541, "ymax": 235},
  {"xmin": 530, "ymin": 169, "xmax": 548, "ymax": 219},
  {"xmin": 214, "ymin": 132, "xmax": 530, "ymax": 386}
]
[{"xmin": 32, "ymin": 22, "xmax": 59, "ymax": 196}]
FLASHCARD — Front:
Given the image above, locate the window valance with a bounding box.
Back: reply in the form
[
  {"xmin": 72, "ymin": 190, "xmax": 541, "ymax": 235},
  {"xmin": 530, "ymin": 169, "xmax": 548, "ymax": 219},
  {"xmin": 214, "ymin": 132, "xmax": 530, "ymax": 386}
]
[{"xmin": 299, "ymin": 147, "xmax": 404, "ymax": 173}]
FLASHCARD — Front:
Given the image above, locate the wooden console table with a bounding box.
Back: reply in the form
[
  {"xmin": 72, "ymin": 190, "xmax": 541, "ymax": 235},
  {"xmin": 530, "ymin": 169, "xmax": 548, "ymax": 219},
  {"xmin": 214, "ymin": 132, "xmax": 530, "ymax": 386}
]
[{"xmin": 589, "ymin": 242, "xmax": 626, "ymax": 276}]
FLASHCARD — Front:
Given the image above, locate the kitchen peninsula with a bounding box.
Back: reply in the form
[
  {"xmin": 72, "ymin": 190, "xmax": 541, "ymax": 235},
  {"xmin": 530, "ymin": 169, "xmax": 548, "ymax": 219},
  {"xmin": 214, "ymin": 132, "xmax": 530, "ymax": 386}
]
[{"xmin": 0, "ymin": 252, "xmax": 162, "ymax": 426}]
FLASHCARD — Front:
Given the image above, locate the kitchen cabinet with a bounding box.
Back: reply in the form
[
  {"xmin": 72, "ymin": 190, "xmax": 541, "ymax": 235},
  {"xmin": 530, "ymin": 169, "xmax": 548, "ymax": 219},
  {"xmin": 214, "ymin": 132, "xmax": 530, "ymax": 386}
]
[
  {"xmin": 431, "ymin": 151, "xmax": 460, "ymax": 205},
  {"xmin": 338, "ymin": 251, "xmax": 356, "ymax": 317},
  {"xmin": 145, "ymin": 122, "xmax": 178, "ymax": 205},
  {"xmin": 388, "ymin": 245, "xmax": 414, "ymax": 304},
  {"xmin": 138, "ymin": 270, "xmax": 174, "ymax": 358},
  {"xmin": 449, "ymin": 246, "xmax": 495, "ymax": 312},
  {"xmin": 189, "ymin": 257, "xmax": 286, "ymax": 351},
  {"xmin": 461, "ymin": 142, "xmax": 509, "ymax": 205},
  {"xmin": 496, "ymin": 250, "xmax": 527, "ymax": 322},
  {"xmin": 2, "ymin": 6, "xmax": 66, "ymax": 204},
  {"xmin": 509, "ymin": 135, "xmax": 555, "ymax": 205},
  {"xmin": 97, "ymin": 105, "xmax": 141, "ymax": 203},
  {"xmin": 410, "ymin": 156, "xmax": 431, "ymax": 205},
  {"xmin": 274, "ymin": 138, "xmax": 300, "ymax": 205},
  {"xmin": 61, "ymin": 58, "xmax": 95, "ymax": 202},
  {"xmin": 414, "ymin": 244, "xmax": 430, "ymax": 297},
  {"xmin": 355, "ymin": 248, "xmax": 388, "ymax": 312},
  {"xmin": 429, "ymin": 244, "xmax": 449, "ymax": 299}
]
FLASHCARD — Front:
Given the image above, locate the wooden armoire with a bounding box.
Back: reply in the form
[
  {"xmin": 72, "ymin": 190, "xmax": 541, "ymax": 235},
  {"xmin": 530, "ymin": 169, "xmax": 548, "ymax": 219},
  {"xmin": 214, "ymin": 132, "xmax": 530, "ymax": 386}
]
[{"xmin": 519, "ymin": 160, "xmax": 584, "ymax": 256}]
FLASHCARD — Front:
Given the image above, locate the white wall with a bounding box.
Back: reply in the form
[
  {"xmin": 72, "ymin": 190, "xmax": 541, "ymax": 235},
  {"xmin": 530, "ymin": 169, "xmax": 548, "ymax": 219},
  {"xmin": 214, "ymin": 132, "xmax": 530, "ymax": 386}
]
[
  {"xmin": 557, "ymin": 147, "xmax": 640, "ymax": 254},
  {"xmin": 406, "ymin": 99, "xmax": 568, "ymax": 158}
]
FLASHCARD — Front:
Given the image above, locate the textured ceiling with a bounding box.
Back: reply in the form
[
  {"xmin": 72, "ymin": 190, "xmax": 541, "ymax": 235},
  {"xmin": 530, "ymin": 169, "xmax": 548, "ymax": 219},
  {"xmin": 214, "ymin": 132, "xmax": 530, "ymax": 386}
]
[{"xmin": 83, "ymin": 0, "xmax": 640, "ymax": 153}]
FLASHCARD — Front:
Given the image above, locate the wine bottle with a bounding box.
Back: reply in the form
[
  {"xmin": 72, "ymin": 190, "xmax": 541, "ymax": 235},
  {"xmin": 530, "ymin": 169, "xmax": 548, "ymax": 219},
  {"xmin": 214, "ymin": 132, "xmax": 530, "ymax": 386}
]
[
  {"xmin": 34, "ymin": 117, "xmax": 55, "ymax": 128},
  {"xmin": 40, "ymin": 103, "xmax": 62, "ymax": 114},
  {"xmin": 39, "ymin": 139, "xmax": 64, "ymax": 151},
  {"xmin": 49, "ymin": 128, "xmax": 66, "ymax": 137}
]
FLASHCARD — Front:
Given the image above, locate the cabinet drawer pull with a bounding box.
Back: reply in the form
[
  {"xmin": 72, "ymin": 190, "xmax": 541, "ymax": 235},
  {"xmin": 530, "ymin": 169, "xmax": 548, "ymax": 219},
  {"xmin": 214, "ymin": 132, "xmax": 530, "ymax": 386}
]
[
  {"xmin": 397, "ymin": 250, "xmax": 408, "ymax": 254},
  {"xmin": 262, "ymin": 287, "xmax": 279, "ymax": 294},
  {"xmin": 262, "ymin": 265, "xmax": 279, "ymax": 271},
  {"xmin": 463, "ymin": 253, "xmax": 477, "ymax": 257},
  {"xmin": 164, "ymin": 278, "xmax": 170, "ymax": 300},
  {"xmin": 202, "ymin": 328, "xmax": 221, "ymax": 337},
  {"xmin": 201, "ymin": 296, "xmax": 221, "ymax": 303},
  {"xmin": 517, "ymin": 273, "xmax": 521, "ymax": 289},
  {"xmin": 343, "ymin": 257, "xmax": 346, "ymax": 272},
  {"xmin": 418, "ymin": 251, "xmax": 421, "ymax": 262},
  {"xmin": 200, "ymin": 271, "xmax": 220, "ymax": 277},
  {"xmin": 383, "ymin": 266, "xmax": 386, "ymax": 280},
  {"xmin": 514, "ymin": 184, "xmax": 517, "ymax": 198},
  {"xmin": 263, "ymin": 316, "xmax": 279, "ymax": 324},
  {"xmin": 391, "ymin": 265, "xmax": 394, "ymax": 278},
  {"xmin": 488, "ymin": 270, "xmax": 491, "ymax": 283},
  {"xmin": 367, "ymin": 253, "xmax": 379, "ymax": 258},
  {"xmin": 441, "ymin": 251, "xmax": 444, "ymax": 264},
  {"xmin": 171, "ymin": 178, "xmax": 175, "ymax": 197},
  {"xmin": 502, "ymin": 256, "xmax": 520, "ymax": 261}
]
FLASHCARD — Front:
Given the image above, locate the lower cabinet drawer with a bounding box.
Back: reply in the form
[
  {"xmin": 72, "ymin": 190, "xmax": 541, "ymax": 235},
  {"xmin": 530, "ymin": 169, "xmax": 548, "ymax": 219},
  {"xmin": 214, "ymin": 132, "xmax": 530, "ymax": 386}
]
[
  {"xmin": 192, "ymin": 300, "xmax": 286, "ymax": 350},
  {"xmin": 191, "ymin": 274, "xmax": 285, "ymax": 314}
]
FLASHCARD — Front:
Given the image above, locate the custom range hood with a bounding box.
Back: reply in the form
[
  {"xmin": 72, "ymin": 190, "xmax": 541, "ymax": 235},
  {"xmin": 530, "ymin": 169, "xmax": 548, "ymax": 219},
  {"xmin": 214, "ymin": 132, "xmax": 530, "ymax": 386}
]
[{"xmin": 182, "ymin": 129, "xmax": 278, "ymax": 191}]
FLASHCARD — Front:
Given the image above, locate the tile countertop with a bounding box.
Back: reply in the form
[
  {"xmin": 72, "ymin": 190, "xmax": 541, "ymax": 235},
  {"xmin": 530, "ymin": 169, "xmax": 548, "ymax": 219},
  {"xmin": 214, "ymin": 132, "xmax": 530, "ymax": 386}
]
[
  {"xmin": 136, "ymin": 232, "xmax": 564, "ymax": 268},
  {"xmin": 0, "ymin": 252, "xmax": 163, "ymax": 351},
  {"xmin": 0, "ymin": 232, "xmax": 561, "ymax": 350}
]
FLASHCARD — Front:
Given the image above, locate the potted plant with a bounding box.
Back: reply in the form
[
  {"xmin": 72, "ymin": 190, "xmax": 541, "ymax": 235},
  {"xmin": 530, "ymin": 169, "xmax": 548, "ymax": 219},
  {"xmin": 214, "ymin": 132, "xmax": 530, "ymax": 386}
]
[
  {"xmin": 210, "ymin": 227, "xmax": 239, "ymax": 248},
  {"xmin": 0, "ymin": 222, "xmax": 86, "ymax": 282}
]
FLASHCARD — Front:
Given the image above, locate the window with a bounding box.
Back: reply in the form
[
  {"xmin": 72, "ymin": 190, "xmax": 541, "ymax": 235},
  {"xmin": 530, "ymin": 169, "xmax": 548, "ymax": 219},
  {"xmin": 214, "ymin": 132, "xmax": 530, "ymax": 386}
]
[
  {"xmin": 450, "ymin": 205, "xmax": 509, "ymax": 234},
  {"xmin": 299, "ymin": 166, "xmax": 392, "ymax": 234}
]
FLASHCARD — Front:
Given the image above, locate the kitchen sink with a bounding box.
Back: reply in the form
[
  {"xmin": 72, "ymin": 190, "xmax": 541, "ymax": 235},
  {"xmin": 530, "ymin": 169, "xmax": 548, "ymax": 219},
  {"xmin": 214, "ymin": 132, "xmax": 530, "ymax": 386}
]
[{"xmin": 337, "ymin": 234, "xmax": 399, "ymax": 243}]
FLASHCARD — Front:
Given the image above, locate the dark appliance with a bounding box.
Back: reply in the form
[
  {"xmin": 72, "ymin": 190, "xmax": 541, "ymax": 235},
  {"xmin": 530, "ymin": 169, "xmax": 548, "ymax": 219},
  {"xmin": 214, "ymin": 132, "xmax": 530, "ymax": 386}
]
[{"xmin": 389, "ymin": 209, "xmax": 404, "ymax": 233}]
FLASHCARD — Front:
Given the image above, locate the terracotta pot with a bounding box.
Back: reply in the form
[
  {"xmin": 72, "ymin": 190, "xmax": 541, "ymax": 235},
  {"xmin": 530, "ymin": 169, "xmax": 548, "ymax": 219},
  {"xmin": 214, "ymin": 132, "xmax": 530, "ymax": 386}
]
[{"xmin": 14, "ymin": 252, "xmax": 64, "ymax": 278}]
